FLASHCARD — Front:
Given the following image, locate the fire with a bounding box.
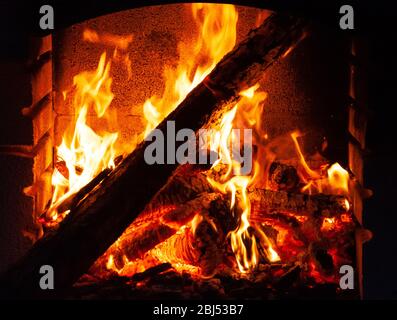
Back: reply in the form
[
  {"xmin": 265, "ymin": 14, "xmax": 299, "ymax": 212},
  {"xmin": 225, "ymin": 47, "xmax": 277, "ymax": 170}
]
[
  {"xmin": 46, "ymin": 3, "xmax": 356, "ymax": 283},
  {"xmin": 46, "ymin": 51, "xmax": 119, "ymax": 222},
  {"xmin": 46, "ymin": 26, "xmax": 135, "ymax": 223},
  {"xmin": 72, "ymin": 52, "xmax": 114, "ymax": 118},
  {"xmin": 83, "ymin": 28, "xmax": 133, "ymax": 80},
  {"xmin": 49, "ymin": 3, "xmax": 280, "ymax": 276},
  {"xmin": 99, "ymin": 3, "xmax": 240, "ymax": 275},
  {"xmin": 142, "ymin": 3, "xmax": 238, "ymax": 136},
  {"xmin": 207, "ymin": 85, "xmax": 280, "ymax": 272},
  {"xmin": 205, "ymin": 83, "xmax": 352, "ymax": 273},
  {"xmin": 321, "ymin": 217, "xmax": 336, "ymax": 232},
  {"xmin": 227, "ymin": 175, "xmax": 259, "ymax": 273},
  {"xmin": 148, "ymin": 225, "xmax": 201, "ymax": 275},
  {"xmin": 106, "ymin": 254, "xmax": 115, "ymax": 270},
  {"xmin": 290, "ymin": 131, "xmax": 321, "ymax": 181},
  {"xmin": 290, "ymin": 131, "xmax": 350, "ymax": 197}
]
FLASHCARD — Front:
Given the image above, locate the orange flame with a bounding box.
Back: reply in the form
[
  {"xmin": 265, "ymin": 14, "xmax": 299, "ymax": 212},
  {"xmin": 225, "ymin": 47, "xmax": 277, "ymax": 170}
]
[
  {"xmin": 290, "ymin": 131, "xmax": 321, "ymax": 181},
  {"xmin": 327, "ymin": 162, "xmax": 350, "ymax": 195},
  {"xmin": 142, "ymin": 3, "xmax": 238, "ymax": 136},
  {"xmin": 100, "ymin": 4, "xmax": 241, "ymax": 276},
  {"xmin": 207, "ymin": 85, "xmax": 280, "ymax": 273},
  {"xmin": 290, "ymin": 131, "xmax": 350, "ymax": 197},
  {"xmin": 48, "ymin": 52, "xmax": 119, "ymax": 221},
  {"xmin": 49, "ymin": 3, "xmax": 353, "ymax": 280},
  {"xmin": 83, "ymin": 28, "xmax": 133, "ymax": 80}
]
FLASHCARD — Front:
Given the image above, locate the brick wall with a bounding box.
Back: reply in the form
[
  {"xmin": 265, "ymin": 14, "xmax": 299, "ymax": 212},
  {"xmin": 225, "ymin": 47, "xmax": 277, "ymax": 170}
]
[{"xmin": 0, "ymin": 35, "xmax": 53, "ymax": 274}]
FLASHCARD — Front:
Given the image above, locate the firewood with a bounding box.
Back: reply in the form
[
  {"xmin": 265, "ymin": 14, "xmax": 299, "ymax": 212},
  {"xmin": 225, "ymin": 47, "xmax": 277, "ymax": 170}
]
[
  {"xmin": 56, "ymin": 156, "xmax": 125, "ymax": 215},
  {"xmin": 106, "ymin": 181, "xmax": 347, "ymax": 270},
  {"xmin": 251, "ymin": 213, "xmax": 308, "ymax": 247},
  {"xmin": 114, "ymin": 223, "xmax": 177, "ymax": 269},
  {"xmin": 150, "ymin": 214, "xmax": 224, "ymax": 278},
  {"xmin": 147, "ymin": 166, "xmax": 348, "ymax": 221},
  {"xmin": 249, "ymin": 189, "xmax": 348, "ymax": 218},
  {"xmin": 193, "ymin": 217, "xmax": 225, "ymax": 277},
  {"xmin": 143, "ymin": 163, "xmax": 348, "ymax": 220},
  {"xmin": 0, "ymin": 13, "xmax": 306, "ymax": 298},
  {"xmin": 107, "ymin": 193, "xmax": 220, "ymax": 268},
  {"xmin": 144, "ymin": 164, "xmax": 214, "ymax": 211},
  {"xmin": 39, "ymin": 168, "xmax": 112, "ymax": 224}
]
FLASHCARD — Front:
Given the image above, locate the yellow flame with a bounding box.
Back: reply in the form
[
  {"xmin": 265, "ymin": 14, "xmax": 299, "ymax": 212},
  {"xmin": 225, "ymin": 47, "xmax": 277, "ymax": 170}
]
[
  {"xmin": 240, "ymin": 84, "xmax": 259, "ymax": 99},
  {"xmin": 47, "ymin": 51, "xmax": 119, "ymax": 221},
  {"xmin": 322, "ymin": 217, "xmax": 336, "ymax": 231},
  {"xmin": 102, "ymin": 4, "xmax": 241, "ymax": 276},
  {"xmin": 290, "ymin": 131, "xmax": 350, "ymax": 197},
  {"xmin": 344, "ymin": 198, "xmax": 350, "ymax": 211},
  {"xmin": 142, "ymin": 3, "xmax": 238, "ymax": 137},
  {"xmin": 290, "ymin": 131, "xmax": 321, "ymax": 180},
  {"xmin": 106, "ymin": 254, "xmax": 116, "ymax": 270},
  {"xmin": 207, "ymin": 84, "xmax": 279, "ymax": 272},
  {"xmin": 327, "ymin": 162, "xmax": 349, "ymax": 195},
  {"xmin": 48, "ymin": 3, "xmax": 352, "ymax": 278},
  {"xmin": 228, "ymin": 175, "xmax": 259, "ymax": 273}
]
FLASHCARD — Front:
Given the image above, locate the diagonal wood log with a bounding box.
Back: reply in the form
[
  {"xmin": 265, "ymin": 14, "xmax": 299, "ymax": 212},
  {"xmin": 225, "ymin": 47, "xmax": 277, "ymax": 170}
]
[{"xmin": 0, "ymin": 13, "xmax": 306, "ymax": 298}]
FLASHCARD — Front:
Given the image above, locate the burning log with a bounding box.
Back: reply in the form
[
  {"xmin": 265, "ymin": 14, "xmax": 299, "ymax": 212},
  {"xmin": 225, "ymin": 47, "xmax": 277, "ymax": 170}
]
[
  {"xmin": 145, "ymin": 165, "xmax": 215, "ymax": 210},
  {"xmin": 95, "ymin": 193, "xmax": 226, "ymax": 278},
  {"xmin": 145, "ymin": 161, "xmax": 298, "ymax": 205},
  {"xmin": 150, "ymin": 213, "xmax": 225, "ymax": 278},
  {"xmin": 192, "ymin": 216, "xmax": 225, "ymax": 277},
  {"xmin": 148, "ymin": 164, "xmax": 349, "ymax": 220},
  {"xmin": 141, "ymin": 163, "xmax": 349, "ymax": 219},
  {"xmin": 249, "ymin": 189, "xmax": 349, "ymax": 218},
  {"xmin": 99, "ymin": 162, "xmax": 348, "ymax": 272},
  {"xmin": 107, "ymin": 192, "xmax": 220, "ymax": 269},
  {"xmin": 41, "ymin": 155, "xmax": 125, "ymax": 224},
  {"xmin": 0, "ymin": 13, "xmax": 306, "ymax": 298},
  {"xmin": 104, "ymin": 189, "xmax": 347, "ymax": 275},
  {"xmin": 39, "ymin": 167, "xmax": 113, "ymax": 225}
]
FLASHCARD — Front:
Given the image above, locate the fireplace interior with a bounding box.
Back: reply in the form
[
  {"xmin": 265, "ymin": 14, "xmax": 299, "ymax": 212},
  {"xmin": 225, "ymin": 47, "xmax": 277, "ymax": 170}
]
[{"xmin": 0, "ymin": 2, "xmax": 372, "ymax": 300}]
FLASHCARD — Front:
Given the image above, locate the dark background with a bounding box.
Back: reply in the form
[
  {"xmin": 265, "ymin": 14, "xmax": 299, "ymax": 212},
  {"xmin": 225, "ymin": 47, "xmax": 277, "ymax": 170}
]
[
  {"xmin": 0, "ymin": 0, "xmax": 396, "ymax": 299},
  {"xmin": 362, "ymin": 11, "xmax": 397, "ymax": 299}
]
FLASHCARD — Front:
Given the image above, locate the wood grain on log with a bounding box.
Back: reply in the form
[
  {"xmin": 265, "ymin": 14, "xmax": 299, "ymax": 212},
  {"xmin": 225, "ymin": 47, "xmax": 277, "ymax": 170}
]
[
  {"xmin": 268, "ymin": 162, "xmax": 300, "ymax": 192},
  {"xmin": 249, "ymin": 189, "xmax": 348, "ymax": 217},
  {"xmin": 103, "ymin": 188, "xmax": 347, "ymax": 273},
  {"xmin": 107, "ymin": 192, "xmax": 220, "ymax": 269}
]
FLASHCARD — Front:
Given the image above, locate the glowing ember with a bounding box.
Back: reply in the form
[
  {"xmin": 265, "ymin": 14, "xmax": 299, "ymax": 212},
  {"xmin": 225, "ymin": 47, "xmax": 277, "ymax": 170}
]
[{"xmin": 104, "ymin": 3, "xmax": 241, "ymax": 275}]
